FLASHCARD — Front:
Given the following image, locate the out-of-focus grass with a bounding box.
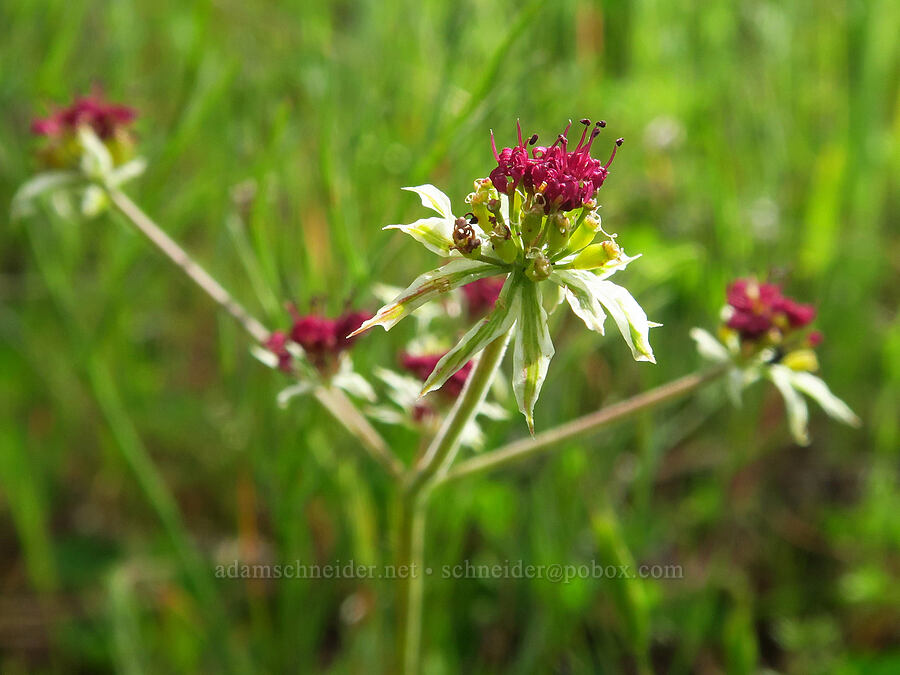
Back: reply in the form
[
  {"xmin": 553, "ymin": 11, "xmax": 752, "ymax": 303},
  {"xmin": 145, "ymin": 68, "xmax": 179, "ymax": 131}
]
[{"xmin": 1, "ymin": 0, "xmax": 898, "ymax": 672}]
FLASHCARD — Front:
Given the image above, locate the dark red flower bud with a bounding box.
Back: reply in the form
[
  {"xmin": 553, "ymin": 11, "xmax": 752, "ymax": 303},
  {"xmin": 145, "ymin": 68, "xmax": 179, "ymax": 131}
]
[
  {"xmin": 774, "ymin": 297, "xmax": 816, "ymax": 328},
  {"xmin": 271, "ymin": 307, "xmax": 371, "ymax": 375}
]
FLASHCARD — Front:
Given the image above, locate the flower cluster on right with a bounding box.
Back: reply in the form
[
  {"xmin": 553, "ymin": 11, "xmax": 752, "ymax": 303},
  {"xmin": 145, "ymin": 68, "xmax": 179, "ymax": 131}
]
[{"xmin": 692, "ymin": 278, "xmax": 859, "ymax": 444}]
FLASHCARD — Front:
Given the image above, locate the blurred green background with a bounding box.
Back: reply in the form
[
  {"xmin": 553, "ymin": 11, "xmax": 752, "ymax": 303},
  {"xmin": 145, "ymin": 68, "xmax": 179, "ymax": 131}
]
[{"xmin": 1, "ymin": 0, "xmax": 898, "ymax": 672}]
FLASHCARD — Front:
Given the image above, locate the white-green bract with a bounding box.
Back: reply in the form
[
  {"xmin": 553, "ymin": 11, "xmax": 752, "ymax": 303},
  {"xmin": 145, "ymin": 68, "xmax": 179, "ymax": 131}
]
[
  {"xmin": 11, "ymin": 127, "xmax": 145, "ymax": 220},
  {"xmin": 690, "ymin": 328, "xmax": 860, "ymax": 445},
  {"xmin": 353, "ymin": 184, "xmax": 660, "ymax": 433}
]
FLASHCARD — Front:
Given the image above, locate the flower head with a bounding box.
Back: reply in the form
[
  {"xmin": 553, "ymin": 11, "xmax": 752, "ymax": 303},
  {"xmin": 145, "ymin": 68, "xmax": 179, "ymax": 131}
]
[
  {"xmin": 31, "ymin": 90, "xmax": 138, "ymax": 169},
  {"xmin": 269, "ymin": 307, "xmax": 371, "ymax": 375},
  {"xmin": 724, "ymin": 278, "xmax": 817, "ymax": 343},
  {"xmin": 692, "ymin": 279, "xmax": 859, "ymax": 446},
  {"xmin": 490, "ymin": 119, "xmax": 622, "ymax": 213},
  {"xmin": 32, "ymin": 93, "xmax": 137, "ymax": 140},
  {"xmin": 358, "ymin": 117, "xmax": 657, "ymax": 432}
]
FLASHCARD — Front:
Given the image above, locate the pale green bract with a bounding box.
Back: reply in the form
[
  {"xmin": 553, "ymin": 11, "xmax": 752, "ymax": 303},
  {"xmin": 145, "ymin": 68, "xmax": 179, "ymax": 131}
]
[
  {"xmin": 513, "ymin": 281, "xmax": 555, "ymax": 434},
  {"xmin": 11, "ymin": 127, "xmax": 146, "ymax": 220},
  {"xmin": 691, "ymin": 328, "xmax": 861, "ymax": 445},
  {"xmin": 363, "ymin": 184, "xmax": 658, "ymax": 430},
  {"xmin": 421, "ymin": 272, "xmax": 522, "ymax": 395},
  {"xmin": 351, "ymin": 258, "xmax": 501, "ymax": 335},
  {"xmin": 551, "ymin": 269, "xmax": 659, "ymax": 363}
]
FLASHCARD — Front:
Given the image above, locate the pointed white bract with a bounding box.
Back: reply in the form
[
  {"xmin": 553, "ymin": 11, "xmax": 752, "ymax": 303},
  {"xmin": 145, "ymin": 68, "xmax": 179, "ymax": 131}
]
[
  {"xmin": 403, "ymin": 184, "xmax": 453, "ymax": 218},
  {"xmin": 553, "ymin": 269, "xmax": 608, "ymax": 334},
  {"xmin": 351, "ymin": 259, "xmax": 502, "ymax": 335},
  {"xmin": 384, "ymin": 217, "xmax": 456, "ymax": 256},
  {"xmin": 786, "ymin": 370, "xmax": 861, "ymax": 428},
  {"xmin": 689, "ymin": 328, "xmax": 730, "ymax": 363},
  {"xmin": 513, "ymin": 282, "xmax": 555, "ymax": 435},
  {"xmin": 769, "ymin": 365, "xmax": 811, "ymax": 445}
]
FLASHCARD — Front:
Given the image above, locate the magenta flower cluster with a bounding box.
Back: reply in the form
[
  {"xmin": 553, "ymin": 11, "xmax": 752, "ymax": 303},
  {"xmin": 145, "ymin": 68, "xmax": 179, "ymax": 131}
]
[
  {"xmin": 266, "ymin": 309, "xmax": 371, "ymax": 374},
  {"xmin": 31, "ymin": 93, "xmax": 137, "ymax": 140},
  {"xmin": 726, "ymin": 279, "xmax": 819, "ymax": 343},
  {"xmin": 489, "ymin": 120, "xmax": 622, "ymax": 213}
]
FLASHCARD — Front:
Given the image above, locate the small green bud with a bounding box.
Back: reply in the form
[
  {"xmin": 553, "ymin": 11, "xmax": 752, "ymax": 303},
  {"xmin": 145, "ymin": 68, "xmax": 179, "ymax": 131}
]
[
  {"xmin": 572, "ymin": 240, "xmax": 621, "ymax": 269},
  {"xmin": 782, "ymin": 349, "xmax": 819, "ymax": 372},
  {"xmin": 525, "ymin": 251, "xmax": 552, "ymax": 282},
  {"xmin": 520, "ymin": 202, "xmax": 545, "ymax": 247},
  {"xmin": 489, "ymin": 222, "xmax": 519, "ymax": 263},
  {"xmin": 566, "ymin": 223, "xmax": 595, "ymax": 254},
  {"xmin": 546, "ymin": 211, "xmax": 571, "ymax": 254},
  {"xmin": 566, "ymin": 211, "xmax": 601, "ymax": 254}
]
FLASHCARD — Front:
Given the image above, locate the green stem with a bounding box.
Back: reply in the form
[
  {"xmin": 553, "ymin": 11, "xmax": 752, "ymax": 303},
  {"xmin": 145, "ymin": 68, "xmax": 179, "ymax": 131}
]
[
  {"xmin": 438, "ymin": 365, "xmax": 729, "ymax": 485},
  {"xmin": 314, "ymin": 386, "xmax": 404, "ymax": 478},
  {"xmin": 395, "ymin": 330, "xmax": 512, "ymax": 674},
  {"xmin": 107, "ymin": 189, "xmax": 270, "ymax": 344},
  {"xmin": 394, "ymin": 492, "xmax": 426, "ymax": 675},
  {"xmin": 407, "ymin": 330, "xmax": 513, "ymax": 494}
]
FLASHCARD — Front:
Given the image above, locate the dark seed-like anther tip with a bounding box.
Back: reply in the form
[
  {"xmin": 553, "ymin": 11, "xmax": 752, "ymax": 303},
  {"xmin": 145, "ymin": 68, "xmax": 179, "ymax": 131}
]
[
  {"xmin": 528, "ymin": 133, "xmax": 538, "ymax": 145},
  {"xmin": 616, "ymin": 137, "xmax": 624, "ymax": 146},
  {"xmin": 598, "ymin": 120, "xmax": 607, "ymax": 128},
  {"xmin": 580, "ymin": 118, "xmax": 591, "ymax": 125}
]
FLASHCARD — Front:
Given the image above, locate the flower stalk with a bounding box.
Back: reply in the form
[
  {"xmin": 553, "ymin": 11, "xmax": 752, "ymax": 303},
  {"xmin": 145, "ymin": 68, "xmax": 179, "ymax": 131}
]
[
  {"xmin": 440, "ymin": 364, "xmax": 730, "ymax": 485},
  {"xmin": 107, "ymin": 189, "xmax": 270, "ymax": 344},
  {"xmin": 105, "ymin": 188, "xmax": 397, "ymax": 475},
  {"xmin": 395, "ymin": 329, "xmax": 513, "ymax": 674}
]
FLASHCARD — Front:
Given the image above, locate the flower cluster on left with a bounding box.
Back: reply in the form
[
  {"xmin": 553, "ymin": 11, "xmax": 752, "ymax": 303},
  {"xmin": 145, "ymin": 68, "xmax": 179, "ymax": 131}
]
[{"xmin": 13, "ymin": 90, "xmax": 146, "ymax": 219}]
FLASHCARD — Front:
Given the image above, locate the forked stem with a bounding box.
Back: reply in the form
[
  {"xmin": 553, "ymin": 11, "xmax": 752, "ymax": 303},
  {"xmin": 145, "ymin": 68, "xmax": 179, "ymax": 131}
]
[
  {"xmin": 439, "ymin": 364, "xmax": 729, "ymax": 485},
  {"xmin": 395, "ymin": 330, "xmax": 513, "ymax": 674}
]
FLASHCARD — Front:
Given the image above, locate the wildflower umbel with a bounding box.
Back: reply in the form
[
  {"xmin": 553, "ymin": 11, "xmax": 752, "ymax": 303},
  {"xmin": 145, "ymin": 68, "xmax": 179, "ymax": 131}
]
[
  {"xmin": 268, "ymin": 308, "xmax": 371, "ymax": 375},
  {"xmin": 353, "ymin": 118, "xmax": 658, "ymax": 432},
  {"xmin": 691, "ymin": 279, "xmax": 859, "ymax": 445},
  {"xmin": 31, "ymin": 91, "xmax": 138, "ymax": 169},
  {"xmin": 32, "ymin": 93, "xmax": 137, "ymax": 140},
  {"xmin": 490, "ymin": 119, "xmax": 622, "ymax": 213},
  {"xmin": 724, "ymin": 279, "xmax": 816, "ymax": 342}
]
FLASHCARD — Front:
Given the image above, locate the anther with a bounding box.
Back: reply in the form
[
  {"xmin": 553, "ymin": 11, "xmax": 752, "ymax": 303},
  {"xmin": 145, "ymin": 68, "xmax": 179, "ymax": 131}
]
[{"xmin": 528, "ymin": 133, "xmax": 538, "ymax": 146}]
